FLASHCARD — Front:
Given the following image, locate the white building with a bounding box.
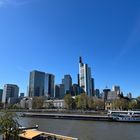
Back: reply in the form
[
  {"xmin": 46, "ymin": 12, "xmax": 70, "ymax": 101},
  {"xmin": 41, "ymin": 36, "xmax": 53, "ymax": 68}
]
[
  {"xmin": 79, "ymin": 57, "xmax": 94, "ymax": 97},
  {"xmin": 43, "ymin": 100, "xmax": 65, "ymax": 109}
]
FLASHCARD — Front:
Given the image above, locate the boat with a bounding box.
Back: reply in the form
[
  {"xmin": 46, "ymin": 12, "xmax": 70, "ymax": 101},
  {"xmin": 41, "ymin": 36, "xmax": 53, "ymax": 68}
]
[
  {"xmin": 18, "ymin": 126, "xmax": 78, "ymax": 140},
  {"xmin": 108, "ymin": 110, "xmax": 140, "ymax": 122}
]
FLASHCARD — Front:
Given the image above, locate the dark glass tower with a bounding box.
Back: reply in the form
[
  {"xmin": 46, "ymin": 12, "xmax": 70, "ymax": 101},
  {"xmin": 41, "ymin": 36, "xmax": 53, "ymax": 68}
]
[{"xmin": 29, "ymin": 70, "xmax": 45, "ymax": 97}]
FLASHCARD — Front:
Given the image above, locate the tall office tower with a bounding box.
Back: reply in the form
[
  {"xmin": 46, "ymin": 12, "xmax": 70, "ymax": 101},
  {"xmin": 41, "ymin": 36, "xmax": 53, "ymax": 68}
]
[
  {"xmin": 103, "ymin": 88, "xmax": 111, "ymax": 100},
  {"xmin": 0, "ymin": 89, "xmax": 3, "ymax": 102},
  {"xmin": 29, "ymin": 70, "xmax": 45, "ymax": 97},
  {"xmin": 91, "ymin": 78, "xmax": 95, "ymax": 96},
  {"xmin": 112, "ymin": 85, "xmax": 120, "ymax": 95},
  {"xmin": 44, "ymin": 73, "xmax": 55, "ymax": 98},
  {"xmin": 55, "ymin": 85, "xmax": 60, "ymax": 99},
  {"xmin": 72, "ymin": 84, "xmax": 80, "ymax": 96},
  {"xmin": 78, "ymin": 57, "xmax": 94, "ymax": 97},
  {"xmin": 62, "ymin": 75, "xmax": 72, "ymax": 94},
  {"xmin": 95, "ymin": 89, "xmax": 100, "ymax": 98},
  {"xmin": 55, "ymin": 84, "xmax": 65, "ymax": 99},
  {"xmin": 59, "ymin": 84, "xmax": 65, "ymax": 99},
  {"xmin": 2, "ymin": 84, "xmax": 19, "ymax": 104},
  {"xmin": 127, "ymin": 92, "xmax": 132, "ymax": 99}
]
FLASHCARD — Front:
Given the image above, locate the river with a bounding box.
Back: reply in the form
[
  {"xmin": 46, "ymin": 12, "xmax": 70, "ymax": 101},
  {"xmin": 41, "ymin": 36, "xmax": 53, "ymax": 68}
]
[{"xmin": 19, "ymin": 117, "xmax": 140, "ymax": 140}]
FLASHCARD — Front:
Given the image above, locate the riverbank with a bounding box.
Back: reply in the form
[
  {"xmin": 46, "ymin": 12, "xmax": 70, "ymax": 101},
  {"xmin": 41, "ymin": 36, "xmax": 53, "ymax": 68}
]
[
  {"xmin": 21, "ymin": 112, "xmax": 112, "ymax": 121},
  {"xmin": 0, "ymin": 108, "xmax": 107, "ymax": 115}
]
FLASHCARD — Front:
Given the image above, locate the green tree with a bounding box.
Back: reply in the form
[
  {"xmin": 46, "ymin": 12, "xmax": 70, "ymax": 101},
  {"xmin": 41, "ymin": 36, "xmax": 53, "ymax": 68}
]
[
  {"xmin": 112, "ymin": 99, "xmax": 129, "ymax": 110},
  {"xmin": 32, "ymin": 96, "xmax": 45, "ymax": 109},
  {"xmin": 0, "ymin": 111, "xmax": 20, "ymax": 140},
  {"xmin": 87, "ymin": 97, "xmax": 94, "ymax": 109},
  {"xmin": 75, "ymin": 93, "xmax": 88, "ymax": 110},
  {"xmin": 120, "ymin": 99, "xmax": 129, "ymax": 110},
  {"xmin": 64, "ymin": 94, "xmax": 73, "ymax": 109},
  {"xmin": 93, "ymin": 99, "xmax": 104, "ymax": 110},
  {"xmin": 136, "ymin": 97, "xmax": 140, "ymax": 109},
  {"xmin": 128, "ymin": 100, "xmax": 138, "ymax": 110}
]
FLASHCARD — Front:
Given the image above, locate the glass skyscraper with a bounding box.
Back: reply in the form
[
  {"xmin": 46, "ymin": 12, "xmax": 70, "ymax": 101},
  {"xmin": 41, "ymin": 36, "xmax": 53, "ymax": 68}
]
[
  {"xmin": 78, "ymin": 57, "xmax": 94, "ymax": 97},
  {"xmin": 29, "ymin": 70, "xmax": 55, "ymax": 98},
  {"xmin": 62, "ymin": 75, "xmax": 72, "ymax": 94},
  {"xmin": 44, "ymin": 73, "xmax": 55, "ymax": 98},
  {"xmin": 29, "ymin": 70, "xmax": 45, "ymax": 97},
  {"xmin": 2, "ymin": 84, "xmax": 19, "ymax": 104}
]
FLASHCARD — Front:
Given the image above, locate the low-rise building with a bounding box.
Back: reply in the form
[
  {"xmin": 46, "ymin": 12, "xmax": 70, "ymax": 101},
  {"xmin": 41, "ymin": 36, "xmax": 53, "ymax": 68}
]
[
  {"xmin": 43, "ymin": 100, "xmax": 65, "ymax": 109},
  {"xmin": 20, "ymin": 97, "xmax": 32, "ymax": 109}
]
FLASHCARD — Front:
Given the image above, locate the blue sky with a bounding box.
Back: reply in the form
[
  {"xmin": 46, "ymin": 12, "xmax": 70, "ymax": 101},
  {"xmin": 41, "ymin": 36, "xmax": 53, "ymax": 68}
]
[{"xmin": 0, "ymin": 0, "xmax": 140, "ymax": 97}]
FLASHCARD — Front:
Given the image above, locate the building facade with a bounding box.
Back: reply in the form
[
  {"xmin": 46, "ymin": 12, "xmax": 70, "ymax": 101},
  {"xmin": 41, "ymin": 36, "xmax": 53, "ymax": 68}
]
[
  {"xmin": 112, "ymin": 85, "xmax": 120, "ymax": 95},
  {"xmin": 44, "ymin": 73, "xmax": 55, "ymax": 98},
  {"xmin": 29, "ymin": 70, "xmax": 45, "ymax": 97},
  {"xmin": 2, "ymin": 84, "xmax": 19, "ymax": 104},
  {"xmin": 78, "ymin": 57, "xmax": 94, "ymax": 97},
  {"xmin": 62, "ymin": 75, "xmax": 72, "ymax": 94},
  {"xmin": 29, "ymin": 70, "xmax": 55, "ymax": 98},
  {"xmin": 0, "ymin": 89, "xmax": 3, "ymax": 102}
]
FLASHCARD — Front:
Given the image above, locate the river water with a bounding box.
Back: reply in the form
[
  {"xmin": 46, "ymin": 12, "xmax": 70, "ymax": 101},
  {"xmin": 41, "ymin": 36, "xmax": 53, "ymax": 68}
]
[{"xmin": 19, "ymin": 117, "xmax": 140, "ymax": 140}]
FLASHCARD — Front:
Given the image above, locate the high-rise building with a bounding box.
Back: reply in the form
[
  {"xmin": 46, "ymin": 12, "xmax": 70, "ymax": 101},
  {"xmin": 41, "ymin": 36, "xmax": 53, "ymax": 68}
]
[
  {"xmin": 59, "ymin": 84, "xmax": 65, "ymax": 99},
  {"xmin": 91, "ymin": 78, "xmax": 95, "ymax": 96},
  {"xmin": 62, "ymin": 75, "xmax": 72, "ymax": 94},
  {"xmin": 55, "ymin": 85, "xmax": 60, "ymax": 99},
  {"xmin": 95, "ymin": 89, "xmax": 100, "ymax": 98},
  {"xmin": 0, "ymin": 89, "xmax": 3, "ymax": 102},
  {"xmin": 78, "ymin": 57, "xmax": 94, "ymax": 97},
  {"xmin": 29, "ymin": 70, "xmax": 55, "ymax": 98},
  {"xmin": 55, "ymin": 84, "xmax": 65, "ymax": 99},
  {"xmin": 127, "ymin": 92, "xmax": 132, "ymax": 99},
  {"xmin": 103, "ymin": 88, "xmax": 111, "ymax": 100},
  {"xmin": 112, "ymin": 85, "xmax": 120, "ymax": 95},
  {"xmin": 44, "ymin": 73, "xmax": 55, "ymax": 98},
  {"xmin": 2, "ymin": 84, "xmax": 19, "ymax": 104},
  {"xmin": 20, "ymin": 93, "xmax": 25, "ymax": 97},
  {"xmin": 29, "ymin": 70, "xmax": 45, "ymax": 97},
  {"xmin": 72, "ymin": 84, "xmax": 80, "ymax": 96}
]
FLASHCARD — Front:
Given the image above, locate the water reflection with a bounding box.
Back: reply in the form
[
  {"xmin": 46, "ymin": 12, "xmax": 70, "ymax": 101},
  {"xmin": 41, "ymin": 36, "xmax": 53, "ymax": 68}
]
[{"xmin": 19, "ymin": 117, "xmax": 140, "ymax": 140}]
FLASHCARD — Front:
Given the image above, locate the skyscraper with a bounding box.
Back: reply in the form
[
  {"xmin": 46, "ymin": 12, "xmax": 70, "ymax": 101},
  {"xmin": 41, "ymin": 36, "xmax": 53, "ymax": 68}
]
[
  {"xmin": 62, "ymin": 75, "xmax": 72, "ymax": 94},
  {"xmin": 112, "ymin": 85, "xmax": 121, "ymax": 95},
  {"xmin": 2, "ymin": 84, "xmax": 19, "ymax": 104},
  {"xmin": 29, "ymin": 70, "xmax": 45, "ymax": 97},
  {"xmin": 29, "ymin": 70, "xmax": 55, "ymax": 98},
  {"xmin": 44, "ymin": 73, "xmax": 55, "ymax": 98},
  {"xmin": 78, "ymin": 57, "xmax": 94, "ymax": 97},
  {"xmin": 0, "ymin": 89, "xmax": 3, "ymax": 102},
  {"xmin": 55, "ymin": 84, "xmax": 65, "ymax": 99}
]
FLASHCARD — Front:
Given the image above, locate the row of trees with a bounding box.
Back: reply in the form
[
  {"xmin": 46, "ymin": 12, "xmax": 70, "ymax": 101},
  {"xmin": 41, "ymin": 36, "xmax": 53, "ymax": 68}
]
[
  {"xmin": 64, "ymin": 93, "xmax": 140, "ymax": 110},
  {"xmin": 112, "ymin": 98, "xmax": 140, "ymax": 110},
  {"xmin": 64, "ymin": 93, "xmax": 104, "ymax": 110}
]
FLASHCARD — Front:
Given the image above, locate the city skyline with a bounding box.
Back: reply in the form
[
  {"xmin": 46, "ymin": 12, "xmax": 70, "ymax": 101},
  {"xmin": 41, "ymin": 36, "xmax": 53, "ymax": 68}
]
[{"xmin": 0, "ymin": 0, "xmax": 140, "ymax": 97}]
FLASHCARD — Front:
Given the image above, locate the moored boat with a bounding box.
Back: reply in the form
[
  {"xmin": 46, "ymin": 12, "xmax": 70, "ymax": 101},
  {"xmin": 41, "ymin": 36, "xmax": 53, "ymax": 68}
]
[
  {"xmin": 19, "ymin": 128, "xmax": 78, "ymax": 140},
  {"xmin": 108, "ymin": 110, "xmax": 140, "ymax": 122}
]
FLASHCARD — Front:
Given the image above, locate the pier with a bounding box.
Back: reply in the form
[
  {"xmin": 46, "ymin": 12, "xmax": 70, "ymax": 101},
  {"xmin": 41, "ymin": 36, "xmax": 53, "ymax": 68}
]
[{"xmin": 22, "ymin": 112, "xmax": 113, "ymax": 121}]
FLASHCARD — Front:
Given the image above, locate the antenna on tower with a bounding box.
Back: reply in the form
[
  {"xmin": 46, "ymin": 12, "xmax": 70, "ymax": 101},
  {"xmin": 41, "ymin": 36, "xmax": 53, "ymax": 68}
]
[{"xmin": 79, "ymin": 56, "xmax": 82, "ymax": 63}]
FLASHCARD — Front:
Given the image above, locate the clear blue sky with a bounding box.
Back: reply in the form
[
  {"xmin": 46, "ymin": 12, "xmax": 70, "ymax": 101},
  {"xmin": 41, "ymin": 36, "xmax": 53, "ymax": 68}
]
[{"xmin": 0, "ymin": 0, "xmax": 140, "ymax": 97}]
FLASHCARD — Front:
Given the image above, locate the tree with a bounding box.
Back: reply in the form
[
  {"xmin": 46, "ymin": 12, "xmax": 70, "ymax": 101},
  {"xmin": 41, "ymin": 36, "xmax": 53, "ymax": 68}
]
[
  {"xmin": 87, "ymin": 97, "xmax": 94, "ymax": 109},
  {"xmin": 0, "ymin": 111, "xmax": 20, "ymax": 140},
  {"xmin": 64, "ymin": 94, "xmax": 73, "ymax": 109},
  {"xmin": 136, "ymin": 97, "xmax": 140, "ymax": 109},
  {"xmin": 93, "ymin": 99, "xmax": 104, "ymax": 110},
  {"xmin": 75, "ymin": 93, "xmax": 88, "ymax": 110},
  {"xmin": 129, "ymin": 100, "xmax": 138, "ymax": 110},
  {"xmin": 32, "ymin": 96, "xmax": 45, "ymax": 109},
  {"xmin": 112, "ymin": 99, "xmax": 129, "ymax": 110}
]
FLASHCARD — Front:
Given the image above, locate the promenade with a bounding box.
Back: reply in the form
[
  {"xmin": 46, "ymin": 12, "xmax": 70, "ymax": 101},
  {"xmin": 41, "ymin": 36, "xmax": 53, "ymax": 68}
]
[{"xmin": 22, "ymin": 112, "xmax": 112, "ymax": 121}]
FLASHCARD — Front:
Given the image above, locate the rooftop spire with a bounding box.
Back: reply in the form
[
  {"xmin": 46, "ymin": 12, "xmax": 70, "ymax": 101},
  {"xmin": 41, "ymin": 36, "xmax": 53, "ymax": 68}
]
[{"xmin": 79, "ymin": 56, "xmax": 82, "ymax": 63}]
